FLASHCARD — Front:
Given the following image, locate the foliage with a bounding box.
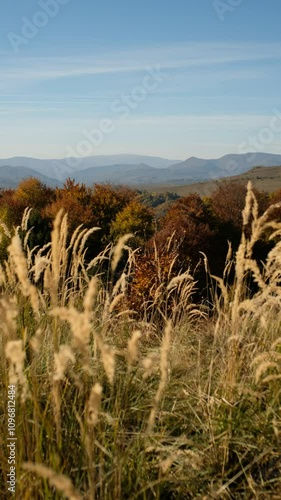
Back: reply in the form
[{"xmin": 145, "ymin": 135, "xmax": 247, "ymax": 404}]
[
  {"xmin": 14, "ymin": 178, "xmax": 55, "ymax": 211},
  {"xmin": 210, "ymin": 179, "xmax": 269, "ymax": 230},
  {"xmin": 0, "ymin": 186, "xmax": 281, "ymax": 498},
  {"xmin": 110, "ymin": 200, "xmax": 154, "ymax": 246},
  {"xmin": 43, "ymin": 178, "xmax": 94, "ymax": 233},
  {"xmin": 155, "ymin": 193, "xmax": 215, "ymax": 267}
]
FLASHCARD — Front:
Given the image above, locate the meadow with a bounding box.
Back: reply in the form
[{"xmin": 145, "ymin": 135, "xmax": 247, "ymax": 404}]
[{"xmin": 0, "ymin": 182, "xmax": 281, "ymax": 499}]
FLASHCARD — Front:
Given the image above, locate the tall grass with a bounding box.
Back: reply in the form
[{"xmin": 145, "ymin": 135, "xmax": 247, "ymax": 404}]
[{"xmin": 0, "ymin": 183, "xmax": 280, "ymax": 499}]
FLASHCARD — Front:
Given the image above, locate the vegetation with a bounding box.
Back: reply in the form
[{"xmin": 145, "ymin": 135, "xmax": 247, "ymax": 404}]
[{"xmin": 0, "ymin": 181, "xmax": 280, "ymax": 498}]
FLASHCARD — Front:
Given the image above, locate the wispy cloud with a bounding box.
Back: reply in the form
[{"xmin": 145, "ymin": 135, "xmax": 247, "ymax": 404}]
[
  {"xmin": 1, "ymin": 42, "xmax": 281, "ymax": 84},
  {"xmin": 120, "ymin": 113, "xmax": 277, "ymax": 129}
]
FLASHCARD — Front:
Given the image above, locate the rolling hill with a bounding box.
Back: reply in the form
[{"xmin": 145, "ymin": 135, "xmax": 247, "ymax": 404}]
[
  {"xmin": 144, "ymin": 165, "xmax": 281, "ymax": 197},
  {"xmin": 0, "ymin": 166, "xmax": 63, "ymax": 189},
  {"xmin": 1, "ymin": 152, "xmax": 281, "ymax": 189}
]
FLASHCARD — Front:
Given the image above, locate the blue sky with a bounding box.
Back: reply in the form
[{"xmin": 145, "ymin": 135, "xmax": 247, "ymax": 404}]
[{"xmin": 1, "ymin": 0, "xmax": 281, "ymax": 160}]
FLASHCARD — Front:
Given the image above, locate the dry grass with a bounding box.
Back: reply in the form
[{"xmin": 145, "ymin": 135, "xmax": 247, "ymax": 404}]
[{"xmin": 0, "ymin": 183, "xmax": 281, "ymax": 498}]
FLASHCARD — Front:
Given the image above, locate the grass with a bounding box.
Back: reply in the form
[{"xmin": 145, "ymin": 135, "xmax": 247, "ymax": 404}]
[{"xmin": 0, "ymin": 183, "xmax": 281, "ymax": 499}]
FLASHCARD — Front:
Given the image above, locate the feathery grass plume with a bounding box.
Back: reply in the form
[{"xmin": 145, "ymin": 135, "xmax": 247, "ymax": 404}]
[
  {"xmin": 5, "ymin": 339, "xmax": 28, "ymax": 401},
  {"xmin": 53, "ymin": 345, "xmax": 75, "ymax": 382},
  {"xmin": 111, "ymin": 233, "xmax": 133, "ymax": 273},
  {"xmin": 262, "ymin": 373, "xmax": 281, "ymax": 383},
  {"xmin": 86, "ymin": 243, "xmax": 111, "ymax": 271},
  {"xmin": 167, "ymin": 270, "xmax": 194, "ymax": 291},
  {"xmin": 50, "ymin": 306, "xmax": 91, "ymax": 356},
  {"xmin": 68, "ymin": 223, "xmax": 84, "ymax": 250},
  {"xmin": 127, "ymin": 330, "xmax": 142, "ymax": 369},
  {"xmin": 0, "ymin": 297, "xmax": 18, "ymax": 340},
  {"xmin": 242, "ymin": 181, "xmax": 256, "ymax": 227},
  {"xmin": 22, "ymin": 463, "xmax": 82, "ymax": 500},
  {"xmin": 3, "ymin": 259, "xmax": 17, "ymax": 288},
  {"xmin": 96, "ymin": 335, "xmax": 115, "ymax": 384},
  {"xmin": 147, "ymin": 321, "xmax": 172, "ymax": 434},
  {"xmin": 21, "ymin": 207, "xmax": 32, "ymax": 232},
  {"xmin": 225, "ymin": 240, "xmax": 233, "ymax": 264},
  {"xmin": 78, "ymin": 227, "xmax": 100, "ymax": 260},
  {"xmin": 23, "ymin": 227, "xmax": 34, "ymax": 253},
  {"xmin": 50, "ymin": 209, "xmax": 66, "ymax": 305},
  {"xmin": 0, "ymin": 221, "xmax": 11, "ymax": 238},
  {"xmin": 271, "ymin": 337, "xmax": 281, "ymax": 350},
  {"xmin": 109, "ymin": 292, "xmax": 124, "ymax": 313},
  {"xmin": 0, "ymin": 263, "xmax": 7, "ymax": 286},
  {"xmin": 8, "ymin": 234, "xmax": 39, "ymax": 315},
  {"xmin": 32, "ymin": 255, "xmax": 51, "ymax": 283},
  {"xmin": 70, "ymin": 227, "xmax": 100, "ymax": 284},
  {"xmin": 112, "ymin": 271, "xmax": 128, "ymax": 297},
  {"xmin": 142, "ymin": 352, "xmax": 159, "ymax": 379},
  {"xmin": 83, "ymin": 276, "xmax": 99, "ymax": 318},
  {"xmin": 254, "ymin": 361, "xmax": 279, "ymax": 383},
  {"xmin": 29, "ymin": 328, "xmax": 42, "ymax": 353},
  {"xmin": 87, "ymin": 382, "xmax": 103, "ymax": 426}
]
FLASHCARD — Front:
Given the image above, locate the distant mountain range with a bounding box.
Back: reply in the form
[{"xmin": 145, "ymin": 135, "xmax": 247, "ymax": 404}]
[{"xmin": 0, "ymin": 152, "xmax": 281, "ymax": 189}]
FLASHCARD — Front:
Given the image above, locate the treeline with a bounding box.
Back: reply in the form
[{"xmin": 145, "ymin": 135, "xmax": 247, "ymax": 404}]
[{"xmin": 1, "ymin": 177, "xmax": 281, "ymax": 311}]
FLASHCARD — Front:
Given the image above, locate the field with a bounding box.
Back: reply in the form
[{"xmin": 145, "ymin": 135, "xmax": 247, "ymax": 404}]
[
  {"xmin": 142, "ymin": 165, "xmax": 281, "ymax": 197},
  {"xmin": 0, "ymin": 184, "xmax": 281, "ymax": 499}
]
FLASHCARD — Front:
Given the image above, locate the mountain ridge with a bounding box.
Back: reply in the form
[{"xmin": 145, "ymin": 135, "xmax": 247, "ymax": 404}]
[{"xmin": 0, "ymin": 153, "xmax": 281, "ymax": 188}]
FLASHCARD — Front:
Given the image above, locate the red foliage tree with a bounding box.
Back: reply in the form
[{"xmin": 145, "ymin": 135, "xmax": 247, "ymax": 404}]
[
  {"xmin": 154, "ymin": 193, "xmax": 215, "ymax": 267},
  {"xmin": 210, "ymin": 180, "xmax": 269, "ymax": 230}
]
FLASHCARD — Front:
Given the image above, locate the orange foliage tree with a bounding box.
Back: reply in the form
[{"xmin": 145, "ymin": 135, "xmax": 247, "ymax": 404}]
[{"xmin": 43, "ymin": 178, "xmax": 94, "ymax": 233}]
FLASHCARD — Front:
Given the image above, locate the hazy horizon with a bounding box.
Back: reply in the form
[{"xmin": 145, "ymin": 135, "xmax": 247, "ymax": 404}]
[{"xmin": 1, "ymin": 150, "xmax": 281, "ymax": 163}]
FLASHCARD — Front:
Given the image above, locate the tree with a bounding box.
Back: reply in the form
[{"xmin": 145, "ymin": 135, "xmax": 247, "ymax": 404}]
[
  {"xmin": 210, "ymin": 180, "xmax": 269, "ymax": 231},
  {"xmin": 90, "ymin": 184, "xmax": 137, "ymax": 246},
  {"xmin": 43, "ymin": 179, "xmax": 94, "ymax": 233},
  {"xmin": 154, "ymin": 193, "xmax": 215, "ymax": 268},
  {"xmin": 14, "ymin": 177, "xmax": 54, "ymax": 211},
  {"xmin": 110, "ymin": 200, "xmax": 154, "ymax": 247}
]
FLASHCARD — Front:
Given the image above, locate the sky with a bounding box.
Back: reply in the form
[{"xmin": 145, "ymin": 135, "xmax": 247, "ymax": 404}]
[{"xmin": 1, "ymin": 0, "xmax": 281, "ymax": 160}]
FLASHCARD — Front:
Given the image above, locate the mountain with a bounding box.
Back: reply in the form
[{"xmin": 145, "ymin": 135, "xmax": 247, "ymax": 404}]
[
  {"xmin": 169, "ymin": 153, "xmax": 281, "ymax": 182},
  {"xmin": 0, "ymin": 166, "xmax": 63, "ymax": 189},
  {"xmin": 73, "ymin": 163, "xmax": 187, "ymax": 185},
  {"xmin": 0, "ymin": 152, "xmax": 281, "ymax": 188},
  {"xmin": 0, "ymin": 155, "xmax": 180, "ymax": 182}
]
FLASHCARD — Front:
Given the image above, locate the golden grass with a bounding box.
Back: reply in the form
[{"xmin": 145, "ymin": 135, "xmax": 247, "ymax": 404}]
[{"xmin": 0, "ymin": 183, "xmax": 281, "ymax": 498}]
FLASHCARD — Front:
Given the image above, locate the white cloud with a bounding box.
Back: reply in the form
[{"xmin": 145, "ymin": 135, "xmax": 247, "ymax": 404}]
[{"xmin": 1, "ymin": 41, "xmax": 281, "ymax": 84}]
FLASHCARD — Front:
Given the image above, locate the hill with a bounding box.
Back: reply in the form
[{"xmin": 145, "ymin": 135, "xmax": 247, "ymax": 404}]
[
  {"xmin": 144, "ymin": 165, "xmax": 281, "ymax": 197},
  {"xmin": 0, "ymin": 166, "xmax": 63, "ymax": 189},
  {"xmin": 1, "ymin": 152, "xmax": 281, "ymax": 189}
]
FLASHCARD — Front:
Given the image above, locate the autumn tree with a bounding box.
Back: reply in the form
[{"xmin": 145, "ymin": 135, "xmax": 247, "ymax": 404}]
[
  {"xmin": 210, "ymin": 180, "xmax": 269, "ymax": 231},
  {"xmin": 154, "ymin": 193, "xmax": 215, "ymax": 268},
  {"xmin": 210, "ymin": 180, "xmax": 273, "ymax": 282},
  {"xmin": 43, "ymin": 178, "xmax": 94, "ymax": 233},
  {"xmin": 0, "ymin": 189, "xmax": 24, "ymax": 227},
  {"xmin": 267, "ymin": 188, "xmax": 281, "ymax": 222},
  {"xmin": 14, "ymin": 177, "xmax": 54, "ymax": 211},
  {"xmin": 90, "ymin": 184, "xmax": 137, "ymax": 247},
  {"xmin": 110, "ymin": 200, "xmax": 154, "ymax": 247}
]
